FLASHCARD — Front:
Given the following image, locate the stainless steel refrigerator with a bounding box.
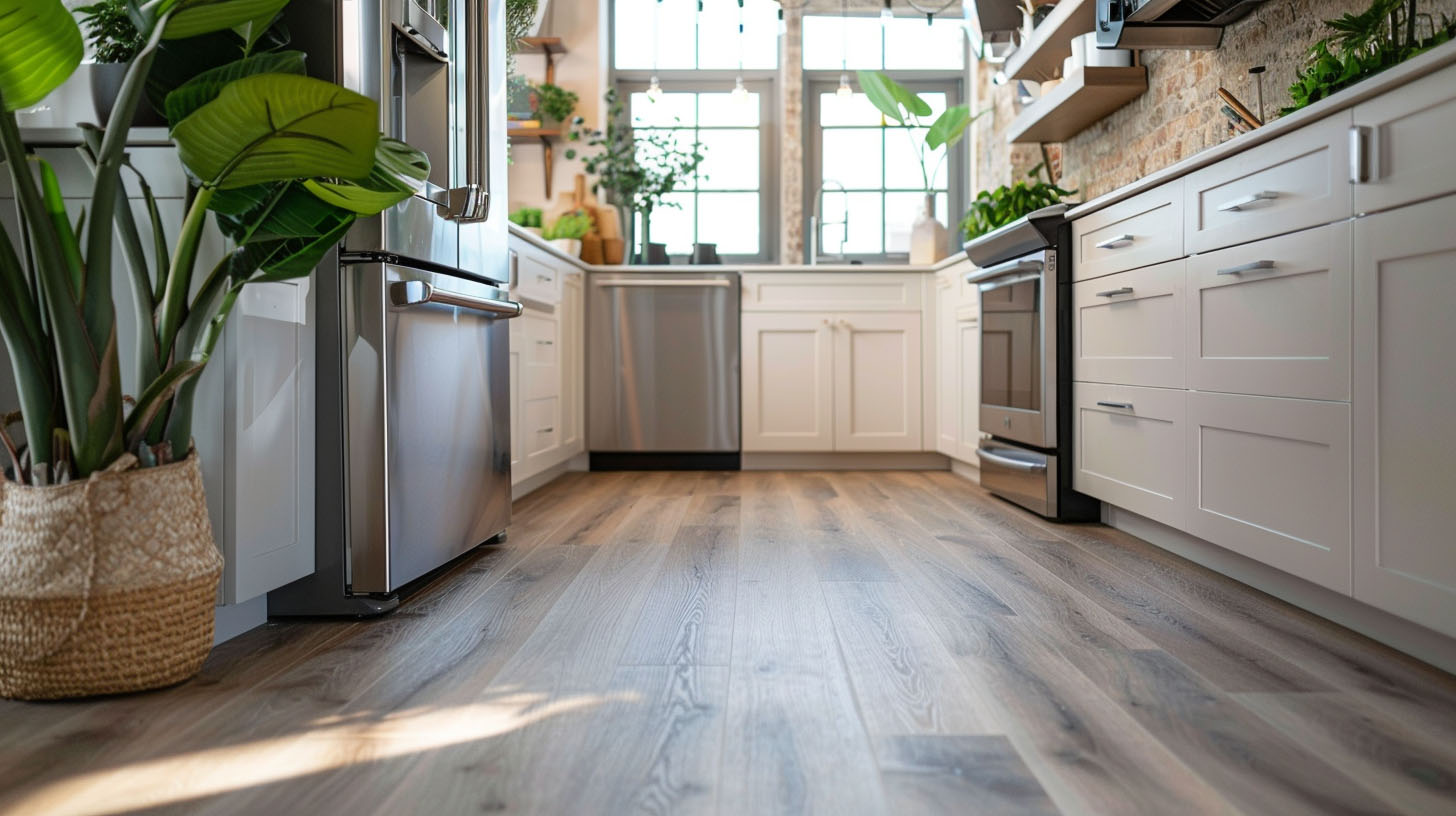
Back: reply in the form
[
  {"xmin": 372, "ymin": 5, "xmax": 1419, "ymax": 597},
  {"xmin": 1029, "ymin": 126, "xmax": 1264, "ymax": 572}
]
[{"xmin": 271, "ymin": 0, "xmax": 520, "ymax": 615}]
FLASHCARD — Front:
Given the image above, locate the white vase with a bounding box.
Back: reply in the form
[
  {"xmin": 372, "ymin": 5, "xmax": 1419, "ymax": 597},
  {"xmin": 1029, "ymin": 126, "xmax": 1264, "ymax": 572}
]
[{"xmin": 910, "ymin": 194, "xmax": 949, "ymax": 265}]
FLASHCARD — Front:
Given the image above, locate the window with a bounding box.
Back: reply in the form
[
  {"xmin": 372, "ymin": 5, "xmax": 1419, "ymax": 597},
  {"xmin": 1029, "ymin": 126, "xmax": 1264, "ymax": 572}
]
[
  {"xmin": 802, "ymin": 15, "xmax": 966, "ymax": 260},
  {"xmin": 613, "ymin": 0, "xmax": 780, "ymax": 71},
  {"xmin": 623, "ymin": 82, "xmax": 773, "ymax": 260}
]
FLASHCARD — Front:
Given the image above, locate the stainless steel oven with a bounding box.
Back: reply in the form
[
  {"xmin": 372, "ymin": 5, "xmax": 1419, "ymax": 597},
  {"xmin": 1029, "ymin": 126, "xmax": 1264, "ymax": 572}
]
[{"xmin": 965, "ymin": 205, "xmax": 1098, "ymax": 521}]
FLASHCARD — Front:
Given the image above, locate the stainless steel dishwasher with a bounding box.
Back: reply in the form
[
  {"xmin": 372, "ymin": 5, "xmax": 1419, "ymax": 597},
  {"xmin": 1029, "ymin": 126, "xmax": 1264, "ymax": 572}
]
[{"xmin": 588, "ymin": 271, "xmax": 740, "ymax": 469}]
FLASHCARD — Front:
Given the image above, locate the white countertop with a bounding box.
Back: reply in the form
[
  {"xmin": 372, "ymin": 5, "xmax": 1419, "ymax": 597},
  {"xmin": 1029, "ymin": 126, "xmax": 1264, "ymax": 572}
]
[
  {"xmin": 1067, "ymin": 39, "xmax": 1456, "ymax": 220},
  {"xmin": 509, "ymin": 223, "xmax": 968, "ymax": 273}
]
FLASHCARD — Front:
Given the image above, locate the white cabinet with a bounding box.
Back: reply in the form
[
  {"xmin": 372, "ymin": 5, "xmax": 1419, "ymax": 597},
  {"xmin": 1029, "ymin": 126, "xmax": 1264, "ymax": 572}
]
[
  {"xmin": 955, "ymin": 316, "xmax": 980, "ymax": 464},
  {"xmin": 935, "ymin": 273, "xmax": 958, "ymax": 457},
  {"xmin": 932, "ymin": 261, "xmax": 981, "ymax": 467},
  {"xmin": 1351, "ymin": 197, "xmax": 1456, "ymax": 637},
  {"xmin": 507, "ymin": 237, "xmax": 585, "ymax": 490},
  {"xmin": 741, "ymin": 313, "xmax": 835, "ymax": 451},
  {"xmin": 1185, "ymin": 222, "xmax": 1351, "ymax": 402},
  {"xmin": 1072, "ymin": 259, "xmax": 1185, "ymax": 389},
  {"xmin": 1185, "ymin": 391, "xmax": 1352, "ymax": 594},
  {"xmin": 833, "ymin": 312, "xmax": 923, "ymax": 451},
  {"xmin": 1071, "ymin": 180, "xmax": 1183, "ymax": 281},
  {"xmin": 1351, "ymin": 62, "xmax": 1456, "ymax": 216},
  {"xmin": 1072, "ymin": 383, "xmax": 1186, "ymax": 529},
  {"xmin": 740, "ymin": 271, "xmax": 927, "ymax": 454}
]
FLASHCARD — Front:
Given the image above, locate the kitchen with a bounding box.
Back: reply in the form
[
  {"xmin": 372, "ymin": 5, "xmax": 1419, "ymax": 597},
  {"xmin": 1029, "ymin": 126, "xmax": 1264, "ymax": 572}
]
[{"xmin": 1, "ymin": 0, "xmax": 1455, "ymax": 812}]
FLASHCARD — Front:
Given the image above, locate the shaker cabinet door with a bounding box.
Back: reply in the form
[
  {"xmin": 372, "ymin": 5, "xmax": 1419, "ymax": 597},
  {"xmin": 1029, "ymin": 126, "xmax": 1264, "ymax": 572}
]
[
  {"xmin": 935, "ymin": 276, "xmax": 958, "ymax": 457},
  {"xmin": 833, "ymin": 312, "xmax": 923, "ymax": 452},
  {"xmin": 1351, "ymin": 198, "xmax": 1456, "ymax": 637},
  {"xmin": 1351, "ymin": 61, "xmax": 1456, "ymax": 216},
  {"xmin": 742, "ymin": 312, "xmax": 835, "ymax": 451}
]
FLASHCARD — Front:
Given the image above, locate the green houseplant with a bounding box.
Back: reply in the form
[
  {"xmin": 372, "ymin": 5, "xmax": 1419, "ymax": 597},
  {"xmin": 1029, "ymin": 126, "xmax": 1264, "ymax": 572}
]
[
  {"xmin": 76, "ymin": 0, "xmax": 160, "ymax": 125},
  {"xmin": 0, "ymin": 0, "xmax": 425, "ymax": 699},
  {"xmin": 566, "ymin": 89, "xmax": 704, "ymax": 263},
  {"xmin": 534, "ymin": 82, "xmax": 577, "ymax": 126},
  {"xmin": 960, "ymin": 163, "xmax": 1077, "ymax": 242},
  {"xmin": 1284, "ymin": 0, "xmax": 1455, "ymax": 114},
  {"xmin": 857, "ymin": 70, "xmax": 986, "ymax": 262}
]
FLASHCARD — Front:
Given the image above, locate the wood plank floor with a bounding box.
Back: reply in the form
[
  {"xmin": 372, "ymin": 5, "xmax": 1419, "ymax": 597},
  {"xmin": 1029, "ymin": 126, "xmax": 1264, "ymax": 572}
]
[{"xmin": 4, "ymin": 470, "xmax": 1456, "ymax": 815}]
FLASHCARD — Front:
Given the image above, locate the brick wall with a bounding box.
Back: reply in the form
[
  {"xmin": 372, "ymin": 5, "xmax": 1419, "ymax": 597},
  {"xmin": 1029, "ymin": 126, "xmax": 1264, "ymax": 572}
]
[{"xmin": 972, "ymin": 0, "xmax": 1456, "ymax": 201}]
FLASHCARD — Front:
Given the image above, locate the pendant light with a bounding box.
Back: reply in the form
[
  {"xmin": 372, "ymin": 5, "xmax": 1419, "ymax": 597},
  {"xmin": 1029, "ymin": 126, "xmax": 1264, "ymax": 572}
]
[
  {"xmin": 647, "ymin": 0, "xmax": 663, "ymax": 102},
  {"xmin": 835, "ymin": 0, "xmax": 851, "ymax": 96}
]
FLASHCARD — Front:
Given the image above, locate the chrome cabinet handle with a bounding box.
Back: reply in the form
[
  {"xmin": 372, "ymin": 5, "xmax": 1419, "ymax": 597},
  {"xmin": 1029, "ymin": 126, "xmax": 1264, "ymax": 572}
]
[
  {"xmin": 539, "ymin": 427, "xmax": 554, "ymax": 433},
  {"xmin": 978, "ymin": 448, "xmax": 1048, "ymax": 473},
  {"xmin": 1216, "ymin": 190, "xmax": 1279, "ymax": 212},
  {"xmin": 509, "ymin": 251, "xmax": 519, "ymax": 288},
  {"xmin": 1096, "ymin": 400, "xmax": 1134, "ymax": 410},
  {"xmin": 536, "ymin": 339, "xmax": 553, "ymax": 345},
  {"xmin": 1096, "ymin": 287, "xmax": 1134, "ymax": 297},
  {"xmin": 1349, "ymin": 125, "xmax": 1372, "ymax": 184},
  {"xmin": 537, "ymin": 274, "xmax": 553, "ymax": 282},
  {"xmin": 1216, "ymin": 260, "xmax": 1276, "ymax": 276},
  {"xmin": 389, "ymin": 280, "xmax": 524, "ymax": 318},
  {"xmin": 1095, "ymin": 234, "xmax": 1135, "ymax": 250}
]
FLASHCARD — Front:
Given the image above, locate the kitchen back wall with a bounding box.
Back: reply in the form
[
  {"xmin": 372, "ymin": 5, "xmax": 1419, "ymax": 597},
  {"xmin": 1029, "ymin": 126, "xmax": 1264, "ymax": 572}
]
[{"xmin": 972, "ymin": 0, "xmax": 1456, "ymax": 202}]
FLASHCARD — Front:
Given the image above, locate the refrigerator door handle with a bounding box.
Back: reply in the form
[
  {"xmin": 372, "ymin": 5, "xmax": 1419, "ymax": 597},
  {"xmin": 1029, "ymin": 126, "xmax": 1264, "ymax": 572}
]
[
  {"xmin": 438, "ymin": 0, "xmax": 489, "ymax": 223},
  {"xmin": 389, "ymin": 281, "xmax": 523, "ymax": 317}
]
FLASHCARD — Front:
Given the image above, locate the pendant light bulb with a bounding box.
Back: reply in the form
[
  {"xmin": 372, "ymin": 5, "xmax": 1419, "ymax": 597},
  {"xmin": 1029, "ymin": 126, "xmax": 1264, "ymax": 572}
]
[
  {"xmin": 647, "ymin": 75, "xmax": 663, "ymax": 102},
  {"xmin": 836, "ymin": 73, "xmax": 853, "ymax": 97},
  {"xmin": 731, "ymin": 75, "xmax": 749, "ymax": 104}
]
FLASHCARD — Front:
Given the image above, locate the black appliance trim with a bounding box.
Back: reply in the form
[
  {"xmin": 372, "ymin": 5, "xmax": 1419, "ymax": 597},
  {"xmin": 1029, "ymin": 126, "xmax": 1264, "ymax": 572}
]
[{"xmin": 590, "ymin": 452, "xmax": 742, "ymax": 471}]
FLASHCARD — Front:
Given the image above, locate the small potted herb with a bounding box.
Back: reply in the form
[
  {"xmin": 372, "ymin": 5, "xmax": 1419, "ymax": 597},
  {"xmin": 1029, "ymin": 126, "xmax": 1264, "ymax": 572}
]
[
  {"xmin": 960, "ymin": 163, "xmax": 1077, "ymax": 242},
  {"xmin": 76, "ymin": 0, "xmax": 163, "ymax": 126},
  {"xmin": 534, "ymin": 82, "xmax": 578, "ymax": 127},
  {"xmin": 542, "ymin": 210, "xmax": 592, "ymax": 258}
]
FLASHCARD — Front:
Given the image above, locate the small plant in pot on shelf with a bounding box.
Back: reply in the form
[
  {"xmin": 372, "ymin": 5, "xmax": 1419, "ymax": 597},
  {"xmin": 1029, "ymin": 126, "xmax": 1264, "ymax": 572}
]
[
  {"xmin": 960, "ymin": 162, "xmax": 1077, "ymax": 242},
  {"xmin": 565, "ymin": 89, "xmax": 705, "ymax": 264},
  {"xmin": 75, "ymin": 0, "xmax": 162, "ymax": 126},
  {"xmin": 534, "ymin": 82, "xmax": 577, "ymax": 127},
  {"xmin": 858, "ymin": 71, "xmax": 986, "ymax": 264},
  {"xmin": 0, "ymin": 0, "xmax": 426, "ymax": 699},
  {"xmin": 542, "ymin": 210, "xmax": 592, "ymax": 258}
]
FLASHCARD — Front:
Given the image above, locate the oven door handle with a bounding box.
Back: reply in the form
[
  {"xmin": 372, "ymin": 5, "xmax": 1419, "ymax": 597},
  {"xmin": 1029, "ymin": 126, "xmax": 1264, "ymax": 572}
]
[
  {"xmin": 978, "ymin": 448, "xmax": 1048, "ymax": 473},
  {"xmin": 389, "ymin": 281, "xmax": 524, "ymax": 317},
  {"xmin": 966, "ymin": 258, "xmax": 1045, "ymax": 285},
  {"xmin": 976, "ymin": 272, "xmax": 1043, "ymax": 293}
]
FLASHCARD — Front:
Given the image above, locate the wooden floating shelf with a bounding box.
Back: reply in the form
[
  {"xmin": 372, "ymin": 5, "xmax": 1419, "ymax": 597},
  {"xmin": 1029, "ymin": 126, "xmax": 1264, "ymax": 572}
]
[
  {"xmin": 1006, "ymin": 66, "xmax": 1148, "ymax": 144},
  {"xmin": 1003, "ymin": 0, "xmax": 1097, "ymax": 83},
  {"xmin": 508, "ymin": 127, "xmax": 564, "ymax": 142},
  {"xmin": 517, "ymin": 36, "xmax": 566, "ymax": 55}
]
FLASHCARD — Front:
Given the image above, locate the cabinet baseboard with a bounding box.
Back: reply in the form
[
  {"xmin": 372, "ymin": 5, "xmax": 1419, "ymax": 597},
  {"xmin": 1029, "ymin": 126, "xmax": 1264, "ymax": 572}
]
[
  {"xmin": 741, "ymin": 452, "xmax": 951, "ymax": 471},
  {"xmin": 1105, "ymin": 505, "xmax": 1456, "ymax": 675}
]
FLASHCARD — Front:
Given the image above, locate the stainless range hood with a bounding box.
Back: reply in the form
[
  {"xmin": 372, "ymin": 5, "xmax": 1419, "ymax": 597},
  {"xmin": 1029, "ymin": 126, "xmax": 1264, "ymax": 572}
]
[{"xmin": 1095, "ymin": 0, "xmax": 1266, "ymax": 50}]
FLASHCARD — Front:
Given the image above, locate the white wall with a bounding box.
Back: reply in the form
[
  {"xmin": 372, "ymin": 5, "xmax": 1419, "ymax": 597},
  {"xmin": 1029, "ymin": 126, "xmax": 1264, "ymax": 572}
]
[{"xmin": 507, "ymin": 0, "xmax": 610, "ymax": 211}]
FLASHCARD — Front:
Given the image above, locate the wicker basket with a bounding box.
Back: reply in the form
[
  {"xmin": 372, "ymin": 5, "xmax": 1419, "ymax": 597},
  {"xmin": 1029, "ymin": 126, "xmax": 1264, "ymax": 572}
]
[{"xmin": 0, "ymin": 453, "xmax": 223, "ymax": 700}]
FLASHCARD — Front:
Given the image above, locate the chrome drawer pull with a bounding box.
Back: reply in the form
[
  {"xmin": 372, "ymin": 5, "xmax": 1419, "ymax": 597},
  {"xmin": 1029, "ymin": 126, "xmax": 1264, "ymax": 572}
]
[
  {"xmin": 1216, "ymin": 260, "xmax": 1276, "ymax": 276},
  {"xmin": 1095, "ymin": 234, "xmax": 1135, "ymax": 250},
  {"xmin": 1217, "ymin": 190, "xmax": 1279, "ymax": 212},
  {"xmin": 1096, "ymin": 287, "xmax": 1134, "ymax": 297},
  {"xmin": 1096, "ymin": 400, "xmax": 1134, "ymax": 410},
  {"xmin": 539, "ymin": 427, "xmax": 554, "ymax": 433},
  {"xmin": 536, "ymin": 339, "xmax": 554, "ymax": 345}
]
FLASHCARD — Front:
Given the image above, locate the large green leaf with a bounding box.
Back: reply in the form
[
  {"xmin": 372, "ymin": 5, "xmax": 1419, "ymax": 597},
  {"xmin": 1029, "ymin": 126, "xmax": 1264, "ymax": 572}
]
[
  {"xmin": 164, "ymin": 0, "xmax": 289, "ymax": 40},
  {"xmin": 0, "ymin": 0, "xmax": 84, "ymax": 111},
  {"xmin": 857, "ymin": 70, "xmax": 903, "ymax": 124},
  {"xmin": 926, "ymin": 104, "xmax": 972, "ymax": 150},
  {"xmin": 303, "ymin": 138, "xmax": 429, "ymax": 215},
  {"xmin": 164, "ymin": 50, "xmax": 306, "ymax": 123},
  {"xmin": 888, "ymin": 81, "xmax": 931, "ymax": 118},
  {"xmin": 171, "ymin": 73, "xmax": 379, "ymax": 189}
]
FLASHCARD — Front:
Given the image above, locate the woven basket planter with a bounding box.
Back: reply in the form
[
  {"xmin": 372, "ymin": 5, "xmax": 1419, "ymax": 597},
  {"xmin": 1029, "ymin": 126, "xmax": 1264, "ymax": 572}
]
[{"xmin": 0, "ymin": 453, "xmax": 223, "ymax": 700}]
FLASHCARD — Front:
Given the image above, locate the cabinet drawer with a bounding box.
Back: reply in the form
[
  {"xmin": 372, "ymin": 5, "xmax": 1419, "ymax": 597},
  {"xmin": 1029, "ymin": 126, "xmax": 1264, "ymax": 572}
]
[
  {"xmin": 1072, "ymin": 259, "xmax": 1184, "ymax": 389},
  {"xmin": 1184, "ymin": 114, "xmax": 1351, "ymax": 254},
  {"xmin": 514, "ymin": 248, "xmax": 563, "ymax": 305},
  {"xmin": 523, "ymin": 396, "xmax": 561, "ymax": 457},
  {"xmin": 1073, "ymin": 383, "xmax": 1186, "ymax": 528},
  {"xmin": 518, "ymin": 312, "xmax": 560, "ymax": 401},
  {"xmin": 741, "ymin": 273, "xmax": 921, "ymax": 312},
  {"xmin": 1072, "ymin": 180, "xmax": 1183, "ymax": 281},
  {"xmin": 1186, "ymin": 221, "xmax": 1351, "ymax": 401},
  {"xmin": 1185, "ymin": 392, "xmax": 1351, "ymax": 593},
  {"xmin": 1352, "ymin": 62, "xmax": 1456, "ymax": 215}
]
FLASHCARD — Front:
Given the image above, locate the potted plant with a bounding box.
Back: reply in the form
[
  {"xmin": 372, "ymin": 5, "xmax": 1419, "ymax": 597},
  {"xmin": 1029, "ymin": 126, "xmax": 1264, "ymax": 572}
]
[
  {"xmin": 75, "ymin": 0, "xmax": 162, "ymax": 126},
  {"xmin": 541, "ymin": 210, "xmax": 592, "ymax": 258},
  {"xmin": 0, "ymin": 0, "xmax": 426, "ymax": 700},
  {"xmin": 960, "ymin": 162, "xmax": 1077, "ymax": 242},
  {"xmin": 565, "ymin": 90, "xmax": 705, "ymax": 263},
  {"xmin": 534, "ymin": 82, "xmax": 577, "ymax": 127},
  {"xmin": 858, "ymin": 71, "xmax": 987, "ymax": 263}
]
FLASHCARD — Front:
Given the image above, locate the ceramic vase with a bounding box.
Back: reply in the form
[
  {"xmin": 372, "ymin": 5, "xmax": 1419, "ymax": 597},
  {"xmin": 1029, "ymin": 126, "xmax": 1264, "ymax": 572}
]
[{"xmin": 910, "ymin": 194, "xmax": 949, "ymax": 265}]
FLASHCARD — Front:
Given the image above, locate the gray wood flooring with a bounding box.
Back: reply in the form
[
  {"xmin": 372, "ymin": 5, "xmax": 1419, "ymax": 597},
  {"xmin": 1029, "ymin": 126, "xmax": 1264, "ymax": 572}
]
[{"xmin": 3, "ymin": 470, "xmax": 1455, "ymax": 815}]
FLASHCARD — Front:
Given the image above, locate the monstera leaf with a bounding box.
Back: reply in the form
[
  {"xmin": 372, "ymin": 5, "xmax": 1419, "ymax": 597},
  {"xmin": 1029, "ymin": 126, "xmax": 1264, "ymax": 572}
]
[
  {"xmin": 163, "ymin": 50, "xmax": 306, "ymax": 123},
  {"xmin": 304, "ymin": 138, "xmax": 430, "ymax": 215},
  {"xmin": 164, "ymin": 0, "xmax": 290, "ymax": 40},
  {"xmin": 170, "ymin": 72, "xmax": 379, "ymax": 189},
  {"xmin": 0, "ymin": 0, "xmax": 83, "ymax": 111}
]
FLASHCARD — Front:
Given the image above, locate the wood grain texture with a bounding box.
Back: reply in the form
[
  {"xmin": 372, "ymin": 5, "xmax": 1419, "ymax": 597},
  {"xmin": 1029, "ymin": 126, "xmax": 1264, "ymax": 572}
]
[{"xmin": 4, "ymin": 470, "xmax": 1455, "ymax": 816}]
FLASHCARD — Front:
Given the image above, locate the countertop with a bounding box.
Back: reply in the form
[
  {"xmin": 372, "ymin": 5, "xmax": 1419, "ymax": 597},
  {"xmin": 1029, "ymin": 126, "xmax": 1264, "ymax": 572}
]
[
  {"xmin": 1067, "ymin": 39, "xmax": 1456, "ymax": 220},
  {"xmin": 508, "ymin": 223, "xmax": 969, "ymax": 274}
]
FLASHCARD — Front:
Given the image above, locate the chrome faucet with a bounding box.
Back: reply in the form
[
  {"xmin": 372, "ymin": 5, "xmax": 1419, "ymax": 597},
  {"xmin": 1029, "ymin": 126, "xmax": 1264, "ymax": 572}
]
[{"xmin": 810, "ymin": 179, "xmax": 849, "ymax": 265}]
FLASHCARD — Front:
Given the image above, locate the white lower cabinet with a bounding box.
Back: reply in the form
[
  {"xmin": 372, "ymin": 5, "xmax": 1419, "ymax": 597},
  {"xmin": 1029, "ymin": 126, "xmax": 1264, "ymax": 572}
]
[
  {"xmin": 508, "ymin": 238, "xmax": 585, "ymax": 489},
  {"xmin": 1073, "ymin": 383, "xmax": 1186, "ymax": 529},
  {"xmin": 741, "ymin": 313, "xmax": 837, "ymax": 451},
  {"xmin": 1351, "ymin": 197, "xmax": 1456, "ymax": 637},
  {"xmin": 1184, "ymin": 391, "xmax": 1352, "ymax": 593},
  {"xmin": 833, "ymin": 312, "xmax": 922, "ymax": 451},
  {"xmin": 955, "ymin": 316, "xmax": 981, "ymax": 464},
  {"xmin": 933, "ymin": 264, "xmax": 981, "ymax": 466},
  {"xmin": 935, "ymin": 275, "xmax": 958, "ymax": 457},
  {"xmin": 1072, "ymin": 259, "xmax": 1185, "ymax": 389}
]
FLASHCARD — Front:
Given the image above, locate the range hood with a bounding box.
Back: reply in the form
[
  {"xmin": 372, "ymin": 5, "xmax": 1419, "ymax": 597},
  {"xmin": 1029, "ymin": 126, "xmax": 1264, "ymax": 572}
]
[{"xmin": 1095, "ymin": 0, "xmax": 1266, "ymax": 50}]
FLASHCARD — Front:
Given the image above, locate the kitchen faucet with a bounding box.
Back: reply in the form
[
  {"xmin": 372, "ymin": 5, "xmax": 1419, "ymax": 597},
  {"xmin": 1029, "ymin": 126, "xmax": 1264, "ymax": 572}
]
[{"xmin": 810, "ymin": 179, "xmax": 849, "ymax": 264}]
